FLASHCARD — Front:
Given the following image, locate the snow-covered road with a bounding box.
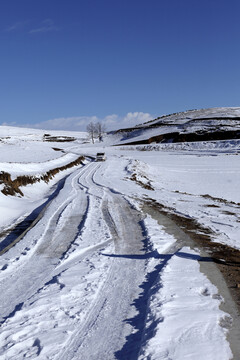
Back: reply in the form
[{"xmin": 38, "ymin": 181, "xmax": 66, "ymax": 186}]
[
  {"xmin": 57, "ymin": 163, "xmax": 148, "ymax": 360},
  {"xmin": 0, "ymin": 161, "xmax": 150, "ymax": 359},
  {"xmin": 0, "ymin": 151, "xmax": 237, "ymax": 359}
]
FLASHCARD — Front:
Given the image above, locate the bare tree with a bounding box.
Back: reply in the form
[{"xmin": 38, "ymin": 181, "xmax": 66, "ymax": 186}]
[
  {"xmin": 95, "ymin": 122, "xmax": 106, "ymax": 142},
  {"xmin": 86, "ymin": 122, "xmax": 96, "ymax": 144}
]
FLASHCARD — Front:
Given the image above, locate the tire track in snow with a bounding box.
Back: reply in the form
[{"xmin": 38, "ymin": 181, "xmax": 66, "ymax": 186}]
[
  {"xmin": 0, "ymin": 160, "xmax": 148, "ymax": 359},
  {"xmin": 0, "ymin": 164, "xmax": 91, "ymax": 325},
  {"xmin": 35, "ymin": 166, "xmax": 90, "ymax": 257},
  {"xmin": 58, "ymin": 164, "xmax": 147, "ymax": 360}
]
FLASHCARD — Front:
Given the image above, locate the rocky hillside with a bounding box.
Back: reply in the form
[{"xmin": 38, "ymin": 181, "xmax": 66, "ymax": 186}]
[{"xmin": 113, "ymin": 107, "xmax": 240, "ymax": 145}]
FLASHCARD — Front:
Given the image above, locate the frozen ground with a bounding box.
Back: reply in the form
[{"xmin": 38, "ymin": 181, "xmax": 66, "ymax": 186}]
[
  {"xmin": 0, "ymin": 124, "xmax": 239, "ymax": 359},
  {"xmin": 116, "ymin": 146, "xmax": 240, "ymax": 250}
]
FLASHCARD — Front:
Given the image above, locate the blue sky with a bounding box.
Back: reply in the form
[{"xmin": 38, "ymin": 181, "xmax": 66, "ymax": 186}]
[{"xmin": 1, "ymin": 0, "xmax": 240, "ymax": 131}]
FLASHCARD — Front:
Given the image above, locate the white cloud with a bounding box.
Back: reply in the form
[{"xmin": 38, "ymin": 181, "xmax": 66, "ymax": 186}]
[
  {"xmin": 29, "ymin": 116, "xmax": 98, "ymax": 131},
  {"xmin": 101, "ymin": 112, "xmax": 153, "ymax": 130},
  {"xmin": 29, "ymin": 19, "xmax": 58, "ymax": 34},
  {"xmin": 122, "ymin": 112, "xmax": 152, "ymax": 126},
  {"xmin": 103, "ymin": 114, "xmax": 119, "ymax": 125},
  {"xmin": 4, "ymin": 21, "xmax": 29, "ymax": 32},
  {"xmin": 4, "ymin": 19, "xmax": 58, "ymax": 34},
  {"xmin": 1, "ymin": 121, "xmax": 17, "ymax": 126},
  {"xmin": 3, "ymin": 112, "xmax": 153, "ymax": 132}
]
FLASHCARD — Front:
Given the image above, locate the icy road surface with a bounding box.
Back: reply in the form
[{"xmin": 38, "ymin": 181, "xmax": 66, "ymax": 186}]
[
  {"xmin": 0, "ymin": 161, "xmax": 148, "ymax": 359},
  {"xmin": 0, "ymin": 154, "xmax": 234, "ymax": 359}
]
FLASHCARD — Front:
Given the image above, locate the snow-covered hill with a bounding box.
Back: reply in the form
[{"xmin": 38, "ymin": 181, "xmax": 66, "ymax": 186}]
[{"xmin": 112, "ymin": 107, "xmax": 240, "ymax": 145}]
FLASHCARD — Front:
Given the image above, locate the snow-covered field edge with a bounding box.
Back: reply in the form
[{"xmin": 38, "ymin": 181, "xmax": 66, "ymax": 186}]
[{"xmin": 137, "ymin": 214, "xmax": 233, "ymax": 360}]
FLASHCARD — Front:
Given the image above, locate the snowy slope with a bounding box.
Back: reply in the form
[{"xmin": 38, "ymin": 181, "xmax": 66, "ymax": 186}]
[
  {"xmin": 0, "ymin": 125, "xmax": 88, "ymax": 163},
  {"xmin": 0, "ymin": 126, "xmax": 88, "ymax": 229},
  {"xmin": 111, "ymin": 107, "xmax": 240, "ymax": 145}
]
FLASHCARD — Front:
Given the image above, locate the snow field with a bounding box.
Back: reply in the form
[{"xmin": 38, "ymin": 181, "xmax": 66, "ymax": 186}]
[
  {"xmin": 140, "ymin": 216, "xmax": 232, "ymax": 360},
  {"xmin": 118, "ymin": 151, "xmax": 240, "ymax": 250},
  {"xmin": 0, "ymin": 125, "xmax": 87, "ymax": 163},
  {"xmin": 0, "ymin": 123, "xmax": 239, "ymax": 359}
]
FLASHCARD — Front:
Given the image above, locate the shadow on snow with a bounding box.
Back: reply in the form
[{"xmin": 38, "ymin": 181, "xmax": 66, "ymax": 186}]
[
  {"xmin": 0, "ymin": 176, "xmax": 68, "ymax": 253},
  {"xmin": 101, "ymin": 249, "xmax": 214, "ymax": 360}
]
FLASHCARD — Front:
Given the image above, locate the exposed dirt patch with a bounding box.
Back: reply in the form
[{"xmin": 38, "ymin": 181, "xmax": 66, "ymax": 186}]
[
  {"xmin": 204, "ymin": 204, "xmax": 220, "ymax": 208},
  {"xmin": 174, "ymin": 190, "xmax": 192, "ymax": 196},
  {"xmin": 43, "ymin": 134, "xmax": 76, "ymax": 142},
  {"xmin": 128, "ymin": 174, "xmax": 154, "ymax": 191},
  {"xmin": 143, "ymin": 198, "xmax": 240, "ymax": 313},
  {"xmin": 116, "ymin": 129, "xmax": 240, "ymax": 146},
  {"xmin": 222, "ymin": 210, "xmax": 238, "ymax": 216},
  {"xmin": 201, "ymin": 194, "xmax": 240, "ymax": 206},
  {"xmin": 52, "ymin": 147, "xmax": 64, "ymax": 152},
  {"xmin": 0, "ymin": 156, "xmax": 85, "ymax": 197},
  {"xmin": 173, "ymin": 191, "xmax": 240, "ymax": 208},
  {"xmin": 203, "ymin": 204, "xmax": 220, "ymax": 208},
  {"xmin": 125, "ymin": 161, "xmax": 154, "ymax": 191}
]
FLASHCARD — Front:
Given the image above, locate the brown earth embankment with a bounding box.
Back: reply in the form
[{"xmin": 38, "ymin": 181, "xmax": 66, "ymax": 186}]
[
  {"xmin": 0, "ymin": 156, "xmax": 85, "ymax": 196},
  {"xmin": 117, "ymin": 130, "xmax": 240, "ymax": 146}
]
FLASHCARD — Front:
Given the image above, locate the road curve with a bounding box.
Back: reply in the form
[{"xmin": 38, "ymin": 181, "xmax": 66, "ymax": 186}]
[{"xmin": 0, "ymin": 160, "xmax": 148, "ymax": 360}]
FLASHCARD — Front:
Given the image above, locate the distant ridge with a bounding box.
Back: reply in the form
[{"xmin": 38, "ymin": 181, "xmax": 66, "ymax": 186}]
[{"xmin": 113, "ymin": 107, "xmax": 240, "ymax": 145}]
